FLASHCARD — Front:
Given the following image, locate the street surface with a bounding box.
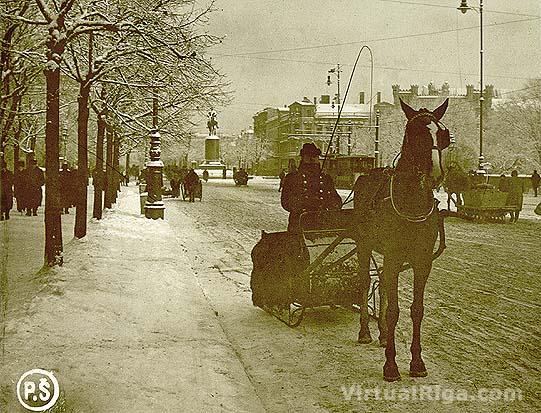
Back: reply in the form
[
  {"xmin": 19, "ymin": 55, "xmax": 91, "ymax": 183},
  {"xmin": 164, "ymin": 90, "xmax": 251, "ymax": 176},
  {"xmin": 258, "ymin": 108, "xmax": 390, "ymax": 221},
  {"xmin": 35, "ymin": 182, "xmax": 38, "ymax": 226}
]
[
  {"xmin": 167, "ymin": 177, "xmax": 540, "ymax": 412},
  {"xmin": 0, "ymin": 179, "xmax": 539, "ymax": 412}
]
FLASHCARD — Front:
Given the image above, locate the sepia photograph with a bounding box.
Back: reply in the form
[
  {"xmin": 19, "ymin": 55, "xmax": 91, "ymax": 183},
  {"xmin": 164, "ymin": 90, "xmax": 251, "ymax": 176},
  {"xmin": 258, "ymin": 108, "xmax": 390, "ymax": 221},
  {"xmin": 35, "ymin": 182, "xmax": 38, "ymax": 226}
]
[{"xmin": 0, "ymin": 0, "xmax": 539, "ymax": 412}]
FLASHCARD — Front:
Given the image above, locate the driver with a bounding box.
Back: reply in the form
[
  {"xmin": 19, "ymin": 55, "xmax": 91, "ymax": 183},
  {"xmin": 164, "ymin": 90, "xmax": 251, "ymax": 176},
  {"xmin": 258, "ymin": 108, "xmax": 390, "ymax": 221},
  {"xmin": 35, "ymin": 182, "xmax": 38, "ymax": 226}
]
[{"xmin": 281, "ymin": 143, "xmax": 342, "ymax": 232}]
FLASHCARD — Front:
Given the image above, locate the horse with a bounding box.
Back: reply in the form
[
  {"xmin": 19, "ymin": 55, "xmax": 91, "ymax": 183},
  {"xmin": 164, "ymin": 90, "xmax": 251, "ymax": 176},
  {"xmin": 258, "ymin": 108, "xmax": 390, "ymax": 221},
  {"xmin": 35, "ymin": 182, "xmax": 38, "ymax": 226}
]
[
  {"xmin": 443, "ymin": 163, "xmax": 470, "ymax": 209},
  {"xmin": 207, "ymin": 113, "xmax": 218, "ymax": 135},
  {"xmin": 353, "ymin": 98, "xmax": 451, "ymax": 382}
]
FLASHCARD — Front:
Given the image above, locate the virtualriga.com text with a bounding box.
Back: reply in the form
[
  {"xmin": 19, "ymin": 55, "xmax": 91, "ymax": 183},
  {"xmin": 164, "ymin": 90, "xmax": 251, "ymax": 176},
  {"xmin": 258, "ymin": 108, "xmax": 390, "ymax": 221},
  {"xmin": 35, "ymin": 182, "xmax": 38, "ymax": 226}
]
[{"xmin": 340, "ymin": 384, "xmax": 523, "ymax": 404}]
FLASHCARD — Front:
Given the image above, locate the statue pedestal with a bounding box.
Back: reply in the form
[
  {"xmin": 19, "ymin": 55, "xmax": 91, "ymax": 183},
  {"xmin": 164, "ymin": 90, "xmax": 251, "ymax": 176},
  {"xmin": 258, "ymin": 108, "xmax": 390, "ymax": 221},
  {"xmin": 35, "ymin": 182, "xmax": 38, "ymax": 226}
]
[{"xmin": 198, "ymin": 133, "xmax": 226, "ymax": 177}]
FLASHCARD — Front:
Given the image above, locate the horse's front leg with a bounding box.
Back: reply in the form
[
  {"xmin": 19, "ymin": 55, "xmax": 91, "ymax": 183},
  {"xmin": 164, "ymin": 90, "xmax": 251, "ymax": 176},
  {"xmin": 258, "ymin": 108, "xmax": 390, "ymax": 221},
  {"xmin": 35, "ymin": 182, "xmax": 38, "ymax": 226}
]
[
  {"xmin": 356, "ymin": 248, "xmax": 372, "ymax": 344},
  {"xmin": 377, "ymin": 273, "xmax": 388, "ymax": 347},
  {"xmin": 383, "ymin": 259, "xmax": 401, "ymax": 382},
  {"xmin": 409, "ymin": 261, "xmax": 431, "ymax": 377}
]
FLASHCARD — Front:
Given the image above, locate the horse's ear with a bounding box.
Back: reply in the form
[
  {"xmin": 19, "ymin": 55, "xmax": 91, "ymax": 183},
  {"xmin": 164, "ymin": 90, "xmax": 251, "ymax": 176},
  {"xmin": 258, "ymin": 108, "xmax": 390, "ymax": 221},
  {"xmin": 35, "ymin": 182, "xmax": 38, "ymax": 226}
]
[
  {"xmin": 399, "ymin": 98, "xmax": 417, "ymax": 120},
  {"xmin": 432, "ymin": 98, "xmax": 449, "ymax": 120}
]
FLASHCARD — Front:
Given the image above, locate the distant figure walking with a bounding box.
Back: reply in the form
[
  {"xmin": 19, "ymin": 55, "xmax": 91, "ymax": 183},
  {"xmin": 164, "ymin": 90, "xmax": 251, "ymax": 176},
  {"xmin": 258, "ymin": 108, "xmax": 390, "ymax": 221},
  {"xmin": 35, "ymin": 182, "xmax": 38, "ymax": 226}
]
[
  {"xmin": 0, "ymin": 160, "xmax": 14, "ymax": 220},
  {"xmin": 13, "ymin": 160, "xmax": 27, "ymax": 213},
  {"xmin": 170, "ymin": 177, "xmax": 180, "ymax": 198},
  {"xmin": 506, "ymin": 170, "xmax": 524, "ymax": 223},
  {"xmin": 498, "ymin": 173, "xmax": 509, "ymax": 192},
  {"xmin": 530, "ymin": 170, "xmax": 540, "ymax": 197},
  {"xmin": 278, "ymin": 169, "xmax": 286, "ymax": 192},
  {"xmin": 202, "ymin": 169, "xmax": 209, "ymax": 182},
  {"xmin": 24, "ymin": 159, "xmax": 45, "ymax": 216},
  {"xmin": 59, "ymin": 162, "xmax": 75, "ymax": 214}
]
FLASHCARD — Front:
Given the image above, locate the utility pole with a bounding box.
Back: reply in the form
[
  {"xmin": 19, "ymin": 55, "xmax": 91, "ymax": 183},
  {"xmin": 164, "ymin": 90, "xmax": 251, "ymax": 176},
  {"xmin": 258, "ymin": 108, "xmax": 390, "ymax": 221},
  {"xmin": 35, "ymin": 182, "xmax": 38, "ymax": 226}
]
[
  {"xmin": 374, "ymin": 109, "xmax": 380, "ymax": 167},
  {"xmin": 327, "ymin": 64, "xmax": 342, "ymax": 154}
]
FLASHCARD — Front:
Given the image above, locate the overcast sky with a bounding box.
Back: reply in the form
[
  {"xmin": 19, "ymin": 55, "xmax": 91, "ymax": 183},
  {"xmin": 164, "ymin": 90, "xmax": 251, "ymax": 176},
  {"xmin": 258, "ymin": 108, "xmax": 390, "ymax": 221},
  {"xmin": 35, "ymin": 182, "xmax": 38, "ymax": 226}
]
[{"xmin": 203, "ymin": 0, "xmax": 540, "ymax": 135}]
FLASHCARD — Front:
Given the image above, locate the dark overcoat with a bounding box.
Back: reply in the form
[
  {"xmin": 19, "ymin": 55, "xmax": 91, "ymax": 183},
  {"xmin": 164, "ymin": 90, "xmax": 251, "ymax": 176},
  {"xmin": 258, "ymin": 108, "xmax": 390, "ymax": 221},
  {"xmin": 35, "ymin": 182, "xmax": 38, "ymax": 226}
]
[{"xmin": 281, "ymin": 163, "xmax": 342, "ymax": 232}]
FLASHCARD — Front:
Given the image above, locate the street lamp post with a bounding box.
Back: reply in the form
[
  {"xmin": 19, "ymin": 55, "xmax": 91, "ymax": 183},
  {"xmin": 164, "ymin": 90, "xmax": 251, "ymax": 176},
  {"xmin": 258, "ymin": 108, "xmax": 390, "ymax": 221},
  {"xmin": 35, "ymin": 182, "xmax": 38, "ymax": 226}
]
[
  {"xmin": 458, "ymin": 0, "xmax": 485, "ymax": 174},
  {"xmin": 374, "ymin": 109, "xmax": 380, "ymax": 168},
  {"xmin": 144, "ymin": 94, "xmax": 165, "ymax": 219}
]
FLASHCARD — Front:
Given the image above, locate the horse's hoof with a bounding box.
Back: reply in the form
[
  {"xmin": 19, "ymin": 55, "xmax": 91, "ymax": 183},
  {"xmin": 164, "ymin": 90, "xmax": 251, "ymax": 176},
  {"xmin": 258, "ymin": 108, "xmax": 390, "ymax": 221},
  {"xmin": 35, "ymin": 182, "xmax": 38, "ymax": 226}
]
[
  {"xmin": 383, "ymin": 365, "xmax": 400, "ymax": 382},
  {"xmin": 384, "ymin": 373, "xmax": 401, "ymax": 382},
  {"xmin": 409, "ymin": 360, "xmax": 427, "ymax": 377},
  {"xmin": 357, "ymin": 332, "xmax": 372, "ymax": 344}
]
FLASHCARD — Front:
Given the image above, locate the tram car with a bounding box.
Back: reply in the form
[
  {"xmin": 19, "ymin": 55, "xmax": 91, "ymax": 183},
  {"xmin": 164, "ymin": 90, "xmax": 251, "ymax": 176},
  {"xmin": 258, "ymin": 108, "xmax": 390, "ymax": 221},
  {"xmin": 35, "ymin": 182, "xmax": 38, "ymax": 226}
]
[{"xmin": 322, "ymin": 154, "xmax": 376, "ymax": 189}]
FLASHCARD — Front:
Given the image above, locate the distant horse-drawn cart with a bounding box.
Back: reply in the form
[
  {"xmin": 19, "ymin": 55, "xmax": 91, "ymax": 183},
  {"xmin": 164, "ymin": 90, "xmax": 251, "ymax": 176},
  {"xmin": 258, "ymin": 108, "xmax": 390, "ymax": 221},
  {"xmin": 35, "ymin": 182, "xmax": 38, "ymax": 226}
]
[
  {"xmin": 457, "ymin": 185, "xmax": 519, "ymax": 221},
  {"xmin": 181, "ymin": 180, "xmax": 202, "ymax": 202}
]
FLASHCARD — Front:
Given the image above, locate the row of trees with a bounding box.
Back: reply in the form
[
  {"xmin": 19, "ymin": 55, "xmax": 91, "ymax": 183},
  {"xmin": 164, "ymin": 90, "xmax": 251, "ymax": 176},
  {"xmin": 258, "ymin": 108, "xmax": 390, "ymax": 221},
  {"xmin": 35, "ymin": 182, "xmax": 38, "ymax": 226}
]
[{"xmin": 1, "ymin": 0, "xmax": 229, "ymax": 266}]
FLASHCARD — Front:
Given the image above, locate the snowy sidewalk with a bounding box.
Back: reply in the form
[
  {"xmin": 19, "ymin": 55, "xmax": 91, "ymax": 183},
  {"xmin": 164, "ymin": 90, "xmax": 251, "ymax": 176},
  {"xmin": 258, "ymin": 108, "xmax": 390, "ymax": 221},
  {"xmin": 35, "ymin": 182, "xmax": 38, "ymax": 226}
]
[{"xmin": 0, "ymin": 186, "xmax": 265, "ymax": 412}]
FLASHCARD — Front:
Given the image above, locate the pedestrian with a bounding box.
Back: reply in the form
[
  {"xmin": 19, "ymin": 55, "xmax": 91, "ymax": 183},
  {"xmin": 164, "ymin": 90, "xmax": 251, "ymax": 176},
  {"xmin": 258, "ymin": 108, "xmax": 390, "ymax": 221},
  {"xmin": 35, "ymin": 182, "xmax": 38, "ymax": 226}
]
[
  {"xmin": 59, "ymin": 162, "xmax": 74, "ymax": 214},
  {"xmin": 530, "ymin": 169, "xmax": 540, "ymax": 197},
  {"xmin": 13, "ymin": 160, "xmax": 27, "ymax": 213},
  {"xmin": 498, "ymin": 173, "xmax": 509, "ymax": 192},
  {"xmin": 170, "ymin": 176, "xmax": 180, "ymax": 198},
  {"xmin": 281, "ymin": 142, "xmax": 342, "ymax": 232},
  {"xmin": 278, "ymin": 169, "xmax": 286, "ymax": 192},
  {"xmin": 506, "ymin": 170, "xmax": 524, "ymax": 223},
  {"xmin": 202, "ymin": 169, "xmax": 209, "ymax": 182},
  {"xmin": 183, "ymin": 168, "xmax": 199, "ymax": 202},
  {"xmin": 24, "ymin": 158, "xmax": 45, "ymax": 216},
  {"xmin": 0, "ymin": 160, "xmax": 14, "ymax": 220}
]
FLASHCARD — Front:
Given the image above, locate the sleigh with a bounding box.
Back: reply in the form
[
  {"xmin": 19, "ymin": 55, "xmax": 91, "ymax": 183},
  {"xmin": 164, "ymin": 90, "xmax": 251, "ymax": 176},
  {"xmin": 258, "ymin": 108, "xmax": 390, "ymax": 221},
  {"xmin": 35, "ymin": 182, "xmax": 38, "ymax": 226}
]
[
  {"xmin": 250, "ymin": 208, "xmax": 382, "ymax": 327},
  {"xmin": 250, "ymin": 203, "xmax": 448, "ymax": 327}
]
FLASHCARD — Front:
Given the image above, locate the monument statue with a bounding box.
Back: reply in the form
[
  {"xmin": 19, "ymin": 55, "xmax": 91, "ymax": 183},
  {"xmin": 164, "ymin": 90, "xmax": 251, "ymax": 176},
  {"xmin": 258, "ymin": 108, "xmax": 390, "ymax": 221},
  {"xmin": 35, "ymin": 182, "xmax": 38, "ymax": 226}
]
[{"xmin": 207, "ymin": 111, "xmax": 218, "ymax": 136}]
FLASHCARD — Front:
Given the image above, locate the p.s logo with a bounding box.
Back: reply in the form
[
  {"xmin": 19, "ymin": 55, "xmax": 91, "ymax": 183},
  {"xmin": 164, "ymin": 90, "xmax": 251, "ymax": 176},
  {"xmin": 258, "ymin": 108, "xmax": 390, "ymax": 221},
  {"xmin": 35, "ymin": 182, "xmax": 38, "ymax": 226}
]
[{"xmin": 16, "ymin": 369, "xmax": 60, "ymax": 411}]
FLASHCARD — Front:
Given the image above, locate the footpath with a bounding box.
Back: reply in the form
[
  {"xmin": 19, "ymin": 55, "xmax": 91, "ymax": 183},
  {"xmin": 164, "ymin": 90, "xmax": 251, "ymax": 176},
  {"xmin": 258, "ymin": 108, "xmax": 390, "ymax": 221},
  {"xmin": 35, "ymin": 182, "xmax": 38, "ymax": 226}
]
[{"xmin": 0, "ymin": 186, "xmax": 265, "ymax": 413}]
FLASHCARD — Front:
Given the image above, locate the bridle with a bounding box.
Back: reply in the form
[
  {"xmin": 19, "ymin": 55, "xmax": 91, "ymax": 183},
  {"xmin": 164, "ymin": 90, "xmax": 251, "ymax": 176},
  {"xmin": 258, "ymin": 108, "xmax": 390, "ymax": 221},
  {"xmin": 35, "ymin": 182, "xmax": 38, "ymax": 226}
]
[{"xmin": 389, "ymin": 112, "xmax": 450, "ymax": 222}]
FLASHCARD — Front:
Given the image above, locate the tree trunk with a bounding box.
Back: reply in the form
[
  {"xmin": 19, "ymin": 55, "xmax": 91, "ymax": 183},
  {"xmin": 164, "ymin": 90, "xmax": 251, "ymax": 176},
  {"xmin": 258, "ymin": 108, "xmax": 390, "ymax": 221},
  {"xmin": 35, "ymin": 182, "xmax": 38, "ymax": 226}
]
[
  {"xmin": 44, "ymin": 67, "xmax": 63, "ymax": 266},
  {"xmin": 125, "ymin": 151, "xmax": 130, "ymax": 185},
  {"xmin": 104, "ymin": 127, "xmax": 113, "ymax": 209},
  {"xmin": 113, "ymin": 132, "xmax": 120, "ymax": 203},
  {"xmin": 13, "ymin": 143, "xmax": 19, "ymax": 167},
  {"xmin": 74, "ymin": 84, "xmax": 90, "ymax": 238},
  {"xmin": 92, "ymin": 114, "xmax": 105, "ymax": 219}
]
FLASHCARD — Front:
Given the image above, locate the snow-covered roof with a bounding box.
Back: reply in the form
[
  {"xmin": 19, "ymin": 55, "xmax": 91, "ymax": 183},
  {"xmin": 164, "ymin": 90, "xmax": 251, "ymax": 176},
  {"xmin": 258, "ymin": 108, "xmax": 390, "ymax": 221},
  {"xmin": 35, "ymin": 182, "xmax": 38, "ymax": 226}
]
[
  {"xmin": 315, "ymin": 103, "xmax": 371, "ymax": 118},
  {"xmin": 289, "ymin": 100, "xmax": 315, "ymax": 107}
]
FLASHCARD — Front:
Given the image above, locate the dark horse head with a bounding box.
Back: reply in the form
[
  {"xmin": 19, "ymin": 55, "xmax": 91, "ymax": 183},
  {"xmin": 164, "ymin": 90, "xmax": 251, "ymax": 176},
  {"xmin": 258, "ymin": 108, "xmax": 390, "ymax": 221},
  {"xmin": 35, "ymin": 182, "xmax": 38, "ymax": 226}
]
[
  {"xmin": 398, "ymin": 98, "xmax": 450, "ymax": 181},
  {"xmin": 392, "ymin": 99, "xmax": 450, "ymax": 218}
]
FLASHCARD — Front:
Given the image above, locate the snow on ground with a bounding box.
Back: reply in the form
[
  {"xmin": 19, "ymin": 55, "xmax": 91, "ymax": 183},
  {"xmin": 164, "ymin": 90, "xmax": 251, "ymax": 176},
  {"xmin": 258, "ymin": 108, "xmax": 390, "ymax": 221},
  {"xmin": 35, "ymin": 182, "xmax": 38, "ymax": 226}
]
[{"xmin": 0, "ymin": 186, "xmax": 265, "ymax": 413}]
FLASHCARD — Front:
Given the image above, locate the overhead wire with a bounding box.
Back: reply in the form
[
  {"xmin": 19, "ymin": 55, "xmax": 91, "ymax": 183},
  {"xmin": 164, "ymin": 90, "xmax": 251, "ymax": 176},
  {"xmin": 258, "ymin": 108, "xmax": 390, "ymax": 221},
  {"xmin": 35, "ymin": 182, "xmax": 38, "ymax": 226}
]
[{"xmin": 213, "ymin": 16, "xmax": 539, "ymax": 58}]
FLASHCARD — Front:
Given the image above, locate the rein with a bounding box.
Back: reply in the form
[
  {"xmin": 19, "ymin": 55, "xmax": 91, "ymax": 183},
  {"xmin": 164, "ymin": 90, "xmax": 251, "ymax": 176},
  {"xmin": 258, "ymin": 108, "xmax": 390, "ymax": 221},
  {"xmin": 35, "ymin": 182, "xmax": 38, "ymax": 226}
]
[
  {"xmin": 389, "ymin": 174, "xmax": 437, "ymax": 223},
  {"xmin": 388, "ymin": 117, "xmax": 446, "ymax": 223}
]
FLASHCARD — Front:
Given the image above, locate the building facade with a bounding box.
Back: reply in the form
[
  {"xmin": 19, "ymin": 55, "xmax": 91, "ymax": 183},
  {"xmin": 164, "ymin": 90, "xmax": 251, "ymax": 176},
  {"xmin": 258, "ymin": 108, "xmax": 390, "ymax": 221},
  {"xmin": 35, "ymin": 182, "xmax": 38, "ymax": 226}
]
[
  {"xmin": 391, "ymin": 82, "xmax": 496, "ymax": 114},
  {"xmin": 254, "ymin": 95, "xmax": 374, "ymax": 175}
]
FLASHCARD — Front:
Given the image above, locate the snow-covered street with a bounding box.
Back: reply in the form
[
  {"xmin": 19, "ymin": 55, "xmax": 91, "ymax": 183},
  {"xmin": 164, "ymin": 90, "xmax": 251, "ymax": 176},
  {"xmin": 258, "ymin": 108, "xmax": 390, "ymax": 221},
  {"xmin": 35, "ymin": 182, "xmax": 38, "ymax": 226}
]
[
  {"xmin": 1, "ymin": 180, "xmax": 539, "ymax": 412},
  {"xmin": 167, "ymin": 178, "xmax": 540, "ymax": 412}
]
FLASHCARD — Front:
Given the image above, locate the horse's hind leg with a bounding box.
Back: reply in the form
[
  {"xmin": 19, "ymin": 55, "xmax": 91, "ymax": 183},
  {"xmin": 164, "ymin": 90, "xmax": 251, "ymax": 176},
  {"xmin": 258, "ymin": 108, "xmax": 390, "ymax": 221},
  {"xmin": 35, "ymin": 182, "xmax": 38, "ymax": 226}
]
[
  {"xmin": 409, "ymin": 261, "xmax": 430, "ymax": 377},
  {"xmin": 357, "ymin": 248, "xmax": 372, "ymax": 344}
]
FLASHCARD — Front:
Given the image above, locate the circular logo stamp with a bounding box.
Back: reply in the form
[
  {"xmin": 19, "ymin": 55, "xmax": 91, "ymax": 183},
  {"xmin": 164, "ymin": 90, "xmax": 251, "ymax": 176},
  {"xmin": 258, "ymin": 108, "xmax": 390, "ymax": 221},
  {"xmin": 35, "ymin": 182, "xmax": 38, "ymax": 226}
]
[{"xmin": 16, "ymin": 369, "xmax": 60, "ymax": 412}]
